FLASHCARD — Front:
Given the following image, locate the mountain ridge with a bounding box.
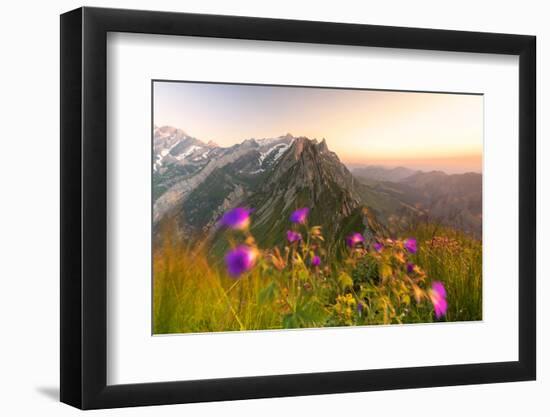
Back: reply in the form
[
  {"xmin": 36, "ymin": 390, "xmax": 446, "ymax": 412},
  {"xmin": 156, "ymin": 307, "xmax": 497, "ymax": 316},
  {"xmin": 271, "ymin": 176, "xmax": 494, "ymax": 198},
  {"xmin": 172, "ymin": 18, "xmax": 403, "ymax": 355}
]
[{"xmin": 153, "ymin": 126, "xmax": 482, "ymax": 247}]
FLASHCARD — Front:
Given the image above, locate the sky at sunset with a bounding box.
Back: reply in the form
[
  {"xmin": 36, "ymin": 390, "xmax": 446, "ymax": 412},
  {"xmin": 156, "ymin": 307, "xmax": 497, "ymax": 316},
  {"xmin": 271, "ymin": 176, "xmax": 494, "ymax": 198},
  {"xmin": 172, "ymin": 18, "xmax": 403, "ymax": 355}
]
[{"xmin": 153, "ymin": 81, "xmax": 483, "ymax": 174}]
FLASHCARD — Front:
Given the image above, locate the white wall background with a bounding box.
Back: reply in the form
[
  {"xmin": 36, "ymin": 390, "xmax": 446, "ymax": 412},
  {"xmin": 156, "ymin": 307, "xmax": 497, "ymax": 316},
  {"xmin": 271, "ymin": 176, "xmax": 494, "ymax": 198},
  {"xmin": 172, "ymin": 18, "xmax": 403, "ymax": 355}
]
[{"xmin": 0, "ymin": 0, "xmax": 545, "ymax": 415}]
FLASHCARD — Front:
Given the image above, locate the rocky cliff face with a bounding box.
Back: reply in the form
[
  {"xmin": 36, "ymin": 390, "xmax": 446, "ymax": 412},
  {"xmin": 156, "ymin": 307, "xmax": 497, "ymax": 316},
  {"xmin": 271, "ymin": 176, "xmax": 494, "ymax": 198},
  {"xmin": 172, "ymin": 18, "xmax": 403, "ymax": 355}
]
[
  {"xmin": 153, "ymin": 126, "xmax": 482, "ymax": 251},
  {"xmin": 153, "ymin": 139, "xmax": 260, "ymax": 224},
  {"xmin": 153, "ymin": 128, "xmax": 383, "ymax": 251},
  {"xmin": 246, "ymin": 136, "xmax": 363, "ymax": 247}
]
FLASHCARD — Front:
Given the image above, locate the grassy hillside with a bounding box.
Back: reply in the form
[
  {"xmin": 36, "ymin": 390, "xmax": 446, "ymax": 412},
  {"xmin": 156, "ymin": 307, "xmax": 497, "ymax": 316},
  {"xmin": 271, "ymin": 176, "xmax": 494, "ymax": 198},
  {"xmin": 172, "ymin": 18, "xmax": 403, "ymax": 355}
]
[{"xmin": 153, "ymin": 216, "xmax": 481, "ymax": 334}]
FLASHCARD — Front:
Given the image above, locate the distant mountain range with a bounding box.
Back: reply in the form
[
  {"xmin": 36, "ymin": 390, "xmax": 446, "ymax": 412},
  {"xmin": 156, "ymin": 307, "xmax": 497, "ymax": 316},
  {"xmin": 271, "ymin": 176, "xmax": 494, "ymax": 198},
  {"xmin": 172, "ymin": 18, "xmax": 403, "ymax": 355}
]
[
  {"xmin": 351, "ymin": 166, "xmax": 482, "ymax": 237},
  {"xmin": 153, "ymin": 126, "xmax": 482, "ymax": 252}
]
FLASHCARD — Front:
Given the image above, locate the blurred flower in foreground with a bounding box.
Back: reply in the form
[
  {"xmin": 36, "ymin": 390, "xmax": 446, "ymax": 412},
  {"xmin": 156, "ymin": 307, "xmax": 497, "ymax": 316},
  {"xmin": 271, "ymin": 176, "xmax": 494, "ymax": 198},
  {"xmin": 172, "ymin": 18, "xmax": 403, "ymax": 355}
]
[
  {"xmin": 286, "ymin": 230, "xmax": 302, "ymax": 243},
  {"xmin": 406, "ymin": 263, "xmax": 415, "ymax": 274},
  {"xmin": 373, "ymin": 242, "xmax": 384, "ymax": 252},
  {"xmin": 220, "ymin": 207, "xmax": 253, "ymax": 230},
  {"xmin": 311, "ymin": 255, "xmax": 321, "ymax": 266},
  {"xmin": 346, "ymin": 232, "xmax": 364, "ymax": 248},
  {"xmin": 429, "ymin": 281, "xmax": 447, "ymax": 319},
  {"xmin": 225, "ymin": 245, "xmax": 257, "ymax": 277},
  {"xmin": 290, "ymin": 207, "xmax": 309, "ymax": 224},
  {"xmin": 404, "ymin": 238, "xmax": 418, "ymax": 254}
]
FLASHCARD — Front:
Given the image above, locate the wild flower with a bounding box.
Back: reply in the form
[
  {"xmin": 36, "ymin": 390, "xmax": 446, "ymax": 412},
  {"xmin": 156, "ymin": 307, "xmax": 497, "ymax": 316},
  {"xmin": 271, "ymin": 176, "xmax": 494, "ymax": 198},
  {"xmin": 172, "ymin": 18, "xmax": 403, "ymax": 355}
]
[
  {"xmin": 346, "ymin": 232, "xmax": 364, "ymax": 248},
  {"xmin": 393, "ymin": 251, "xmax": 406, "ymax": 264},
  {"xmin": 372, "ymin": 242, "xmax": 384, "ymax": 252},
  {"xmin": 334, "ymin": 293, "xmax": 357, "ymax": 324},
  {"xmin": 225, "ymin": 245, "xmax": 257, "ymax": 277},
  {"xmin": 155, "ymin": 218, "xmax": 482, "ymax": 333},
  {"xmin": 220, "ymin": 207, "xmax": 253, "ymax": 230},
  {"xmin": 309, "ymin": 226, "xmax": 324, "ymax": 241},
  {"xmin": 290, "ymin": 207, "xmax": 309, "ymax": 224},
  {"xmin": 270, "ymin": 247, "xmax": 287, "ymax": 271},
  {"xmin": 404, "ymin": 238, "xmax": 418, "ymax": 254},
  {"xmin": 286, "ymin": 230, "xmax": 302, "ymax": 243},
  {"xmin": 430, "ymin": 281, "xmax": 448, "ymax": 319},
  {"xmin": 311, "ymin": 255, "xmax": 321, "ymax": 266}
]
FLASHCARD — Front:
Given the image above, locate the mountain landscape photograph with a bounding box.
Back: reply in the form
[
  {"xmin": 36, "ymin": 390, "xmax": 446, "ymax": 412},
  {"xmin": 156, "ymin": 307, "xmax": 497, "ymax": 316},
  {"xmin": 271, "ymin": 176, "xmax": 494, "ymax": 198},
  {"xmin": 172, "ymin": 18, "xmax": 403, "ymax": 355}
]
[{"xmin": 152, "ymin": 81, "xmax": 483, "ymax": 334}]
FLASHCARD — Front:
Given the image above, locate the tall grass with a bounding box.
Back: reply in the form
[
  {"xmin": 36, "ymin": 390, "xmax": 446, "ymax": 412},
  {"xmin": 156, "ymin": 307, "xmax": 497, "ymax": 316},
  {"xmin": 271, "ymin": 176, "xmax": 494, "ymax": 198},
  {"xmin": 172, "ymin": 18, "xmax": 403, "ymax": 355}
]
[
  {"xmin": 407, "ymin": 224, "xmax": 482, "ymax": 322},
  {"xmin": 153, "ymin": 221, "xmax": 482, "ymax": 334}
]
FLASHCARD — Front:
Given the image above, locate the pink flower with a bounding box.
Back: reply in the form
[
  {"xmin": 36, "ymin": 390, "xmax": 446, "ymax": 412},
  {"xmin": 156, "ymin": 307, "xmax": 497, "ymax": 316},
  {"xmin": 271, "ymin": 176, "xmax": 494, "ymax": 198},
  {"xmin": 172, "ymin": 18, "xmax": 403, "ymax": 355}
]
[
  {"xmin": 290, "ymin": 207, "xmax": 309, "ymax": 224},
  {"xmin": 225, "ymin": 245, "xmax": 257, "ymax": 277},
  {"xmin": 286, "ymin": 230, "xmax": 302, "ymax": 243},
  {"xmin": 404, "ymin": 238, "xmax": 417, "ymax": 254},
  {"xmin": 220, "ymin": 207, "xmax": 253, "ymax": 230},
  {"xmin": 430, "ymin": 281, "xmax": 448, "ymax": 319},
  {"xmin": 346, "ymin": 232, "xmax": 364, "ymax": 248},
  {"xmin": 311, "ymin": 255, "xmax": 321, "ymax": 266},
  {"xmin": 373, "ymin": 242, "xmax": 384, "ymax": 252}
]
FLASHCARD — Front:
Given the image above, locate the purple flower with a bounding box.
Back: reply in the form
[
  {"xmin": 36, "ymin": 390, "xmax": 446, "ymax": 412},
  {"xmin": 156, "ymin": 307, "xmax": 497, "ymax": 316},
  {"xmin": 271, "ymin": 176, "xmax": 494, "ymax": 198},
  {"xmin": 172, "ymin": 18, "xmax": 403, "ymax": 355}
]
[
  {"xmin": 404, "ymin": 238, "xmax": 417, "ymax": 254},
  {"xmin": 286, "ymin": 230, "xmax": 302, "ymax": 243},
  {"xmin": 290, "ymin": 207, "xmax": 309, "ymax": 224},
  {"xmin": 311, "ymin": 255, "xmax": 321, "ymax": 266},
  {"xmin": 357, "ymin": 302, "xmax": 363, "ymax": 314},
  {"xmin": 406, "ymin": 263, "xmax": 415, "ymax": 273},
  {"xmin": 430, "ymin": 281, "xmax": 448, "ymax": 319},
  {"xmin": 346, "ymin": 232, "xmax": 364, "ymax": 248},
  {"xmin": 373, "ymin": 242, "xmax": 384, "ymax": 252},
  {"xmin": 220, "ymin": 207, "xmax": 252, "ymax": 230},
  {"xmin": 225, "ymin": 245, "xmax": 257, "ymax": 278}
]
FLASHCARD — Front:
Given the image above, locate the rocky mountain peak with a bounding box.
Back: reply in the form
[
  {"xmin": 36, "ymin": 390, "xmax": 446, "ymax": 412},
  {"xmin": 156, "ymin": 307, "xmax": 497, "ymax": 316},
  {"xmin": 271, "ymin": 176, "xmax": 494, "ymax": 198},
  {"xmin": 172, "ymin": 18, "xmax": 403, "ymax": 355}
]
[
  {"xmin": 287, "ymin": 136, "xmax": 324, "ymax": 160},
  {"xmin": 318, "ymin": 138, "xmax": 329, "ymax": 153},
  {"xmin": 282, "ymin": 133, "xmax": 295, "ymax": 140}
]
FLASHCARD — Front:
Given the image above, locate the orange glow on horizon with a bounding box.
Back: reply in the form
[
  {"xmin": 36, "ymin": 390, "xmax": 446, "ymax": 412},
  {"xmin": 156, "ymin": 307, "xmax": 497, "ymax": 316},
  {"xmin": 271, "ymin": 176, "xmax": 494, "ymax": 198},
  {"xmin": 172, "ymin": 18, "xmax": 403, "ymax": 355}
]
[
  {"xmin": 343, "ymin": 153, "xmax": 482, "ymax": 174},
  {"xmin": 154, "ymin": 82, "xmax": 484, "ymax": 174}
]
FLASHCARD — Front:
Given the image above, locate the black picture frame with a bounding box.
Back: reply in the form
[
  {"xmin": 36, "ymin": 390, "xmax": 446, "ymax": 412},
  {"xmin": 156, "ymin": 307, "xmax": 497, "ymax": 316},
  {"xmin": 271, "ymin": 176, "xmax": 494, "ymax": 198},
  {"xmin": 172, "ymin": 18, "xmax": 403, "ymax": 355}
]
[{"xmin": 60, "ymin": 6, "xmax": 536, "ymax": 410}]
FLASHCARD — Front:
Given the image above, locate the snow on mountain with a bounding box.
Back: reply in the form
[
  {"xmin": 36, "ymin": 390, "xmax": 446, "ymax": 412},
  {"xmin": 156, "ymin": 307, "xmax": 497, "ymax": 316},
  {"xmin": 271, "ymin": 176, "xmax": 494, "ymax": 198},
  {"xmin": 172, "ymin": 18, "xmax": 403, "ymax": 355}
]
[
  {"xmin": 228, "ymin": 134, "xmax": 293, "ymax": 174},
  {"xmin": 250, "ymin": 142, "xmax": 291, "ymax": 174},
  {"xmin": 152, "ymin": 128, "xmax": 296, "ymax": 224},
  {"xmin": 153, "ymin": 126, "xmax": 216, "ymax": 172},
  {"xmin": 175, "ymin": 145, "xmax": 204, "ymax": 161},
  {"xmin": 154, "ymin": 127, "xmax": 296, "ymax": 176}
]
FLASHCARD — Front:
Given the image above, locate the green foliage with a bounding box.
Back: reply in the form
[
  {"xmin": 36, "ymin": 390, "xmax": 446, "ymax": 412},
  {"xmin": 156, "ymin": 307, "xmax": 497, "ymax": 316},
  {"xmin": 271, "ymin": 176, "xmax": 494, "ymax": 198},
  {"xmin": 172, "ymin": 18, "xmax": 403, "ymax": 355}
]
[
  {"xmin": 153, "ymin": 220, "xmax": 482, "ymax": 334},
  {"xmin": 406, "ymin": 224, "xmax": 482, "ymax": 322},
  {"xmin": 338, "ymin": 272, "xmax": 354, "ymax": 290}
]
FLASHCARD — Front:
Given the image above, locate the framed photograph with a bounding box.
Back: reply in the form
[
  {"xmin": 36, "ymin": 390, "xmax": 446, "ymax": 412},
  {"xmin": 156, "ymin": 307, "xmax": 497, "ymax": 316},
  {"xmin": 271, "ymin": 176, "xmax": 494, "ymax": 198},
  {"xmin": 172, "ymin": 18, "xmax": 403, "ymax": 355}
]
[{"xmin": 60, "ymin": 7, "xmax": 536, "ymax": 409}]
